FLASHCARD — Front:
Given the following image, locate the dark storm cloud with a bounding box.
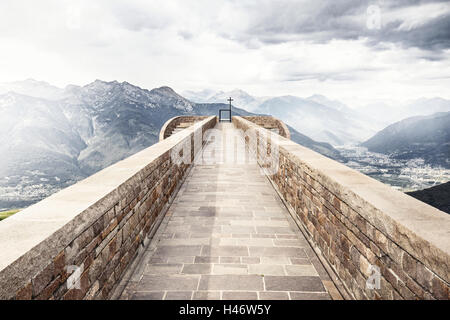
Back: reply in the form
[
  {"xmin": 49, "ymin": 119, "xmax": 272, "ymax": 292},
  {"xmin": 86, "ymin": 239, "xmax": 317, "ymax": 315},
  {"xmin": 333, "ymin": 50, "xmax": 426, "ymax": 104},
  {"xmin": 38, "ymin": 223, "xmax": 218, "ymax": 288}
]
[
  {"xmin": 386, "ymin": 0, "xmax": 446, "ymax": 9},
  {"xmin": 234, "ymin": 0, "xmax": 450, "ymax": 51},
  {"xmin": 376, "ymin": 13, "xmax": 450, "ymax": 50},
  {"xmin": 227, "ymin": 0, "xmax": 367, "ymax": 45}
]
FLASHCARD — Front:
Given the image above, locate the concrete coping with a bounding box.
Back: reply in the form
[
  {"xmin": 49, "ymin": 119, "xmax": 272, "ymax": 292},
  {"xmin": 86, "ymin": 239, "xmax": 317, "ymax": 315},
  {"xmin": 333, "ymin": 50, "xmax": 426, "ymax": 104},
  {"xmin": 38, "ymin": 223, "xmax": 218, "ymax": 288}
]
[
  {"xmin": 0, "ymin": 116, "xmax": 216, "ymax": 274},
  {"xmin": 234, "ymin": 116, "xmax": 450, "ymax": 282}
]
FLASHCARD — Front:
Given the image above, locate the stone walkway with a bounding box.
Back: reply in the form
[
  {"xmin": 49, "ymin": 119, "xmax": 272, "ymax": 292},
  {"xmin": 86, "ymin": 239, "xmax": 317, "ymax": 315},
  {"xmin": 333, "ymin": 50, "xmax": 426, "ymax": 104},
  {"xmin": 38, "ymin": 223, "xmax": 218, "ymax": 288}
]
[{"xmin": 119, "ymin": 123, "xmax": 334, "ymax": 300}]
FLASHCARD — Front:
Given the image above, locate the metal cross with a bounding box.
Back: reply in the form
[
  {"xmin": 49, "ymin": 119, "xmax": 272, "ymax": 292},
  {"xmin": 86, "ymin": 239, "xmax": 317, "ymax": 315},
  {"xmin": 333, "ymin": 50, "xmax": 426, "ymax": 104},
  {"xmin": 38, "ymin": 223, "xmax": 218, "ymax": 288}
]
[{"xmin": 227, "ymin": 97, "xmax": 233, "ymax": 110}]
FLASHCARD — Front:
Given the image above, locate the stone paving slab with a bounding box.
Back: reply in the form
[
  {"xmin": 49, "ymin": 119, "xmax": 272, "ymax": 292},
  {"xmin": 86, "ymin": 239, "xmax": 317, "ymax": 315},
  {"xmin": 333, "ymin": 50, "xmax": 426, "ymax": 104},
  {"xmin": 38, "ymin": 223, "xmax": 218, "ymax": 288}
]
[
  {"xmin": 137, "ymin": 275, "xmax": 200, "ymax": 291},
  {"xmin": 198, "ymin": 275, "xmax": 264, "ymax": 291},
  {"xmin": 120, "ymin": 123, "xmax": 334, "ymax": 300},
  {"xmin": 264, "ymin": 276, "xmax": 325, "ymax": 292}
]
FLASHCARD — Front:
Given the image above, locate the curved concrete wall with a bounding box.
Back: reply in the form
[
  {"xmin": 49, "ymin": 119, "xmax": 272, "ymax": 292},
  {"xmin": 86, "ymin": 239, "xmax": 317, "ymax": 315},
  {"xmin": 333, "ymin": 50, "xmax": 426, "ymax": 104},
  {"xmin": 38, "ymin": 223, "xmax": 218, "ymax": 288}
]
[
  {"xmin": 159, "ymin": 116, "xmax": 210, "ymax": 141},
  {"xmin": 242, "ymin": 116, "xmax": 290, "ymax": 139},
  {"xmin": 233, "ymin": 116, "xmax": 449, "ymax": 300},
  {"xmin": 0, "ymin": 116, "xmax": 216, "ymax": 300}
]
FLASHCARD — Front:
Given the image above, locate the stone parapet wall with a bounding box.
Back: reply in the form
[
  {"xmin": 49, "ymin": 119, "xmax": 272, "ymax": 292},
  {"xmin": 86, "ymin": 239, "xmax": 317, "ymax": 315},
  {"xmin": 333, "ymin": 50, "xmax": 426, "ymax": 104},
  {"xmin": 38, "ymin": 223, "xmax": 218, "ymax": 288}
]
[
  {"xmin": 242, "ymin": 116, "xmax": 290, "ymax": 139},
  {"xmin": 233, "ymin": 116, "xmax": 449, "ymax": 300},
  {"xmin": 0, "ymin": 116, "xmax": 217, "ymax": 300},
  {"xmin": 159, "ymin": 116, "xmax": 210, "ymax": 141}
]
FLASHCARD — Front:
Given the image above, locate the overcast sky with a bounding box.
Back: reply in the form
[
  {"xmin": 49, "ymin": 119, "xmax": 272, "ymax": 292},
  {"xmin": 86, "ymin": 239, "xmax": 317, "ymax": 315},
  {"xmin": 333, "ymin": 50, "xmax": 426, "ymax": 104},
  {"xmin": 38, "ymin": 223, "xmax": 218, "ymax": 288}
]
[{"xmin": 0, "ymin": 0, "xmax": 449, "ymax": 106}]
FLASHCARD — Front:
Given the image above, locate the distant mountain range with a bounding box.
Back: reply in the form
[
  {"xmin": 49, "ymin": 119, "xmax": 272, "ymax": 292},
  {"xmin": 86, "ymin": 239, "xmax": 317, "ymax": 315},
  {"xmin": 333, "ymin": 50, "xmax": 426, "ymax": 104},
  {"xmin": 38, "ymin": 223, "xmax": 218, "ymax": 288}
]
[
  {"xmin": 255, "ymin": 95, "xmax": 384, "ymax": 146},
  {"xmin": 183, "ymin": 89, "xmax": 267, "ymax": 113},
  {"xmin": 0, "ymin": 79, "xmax": 341, "ymax": 210},
  {"xmin": 184, "ymin": 89, "xmax": 450, "ymax": 147},
  {"xmin": 360, "ymin": 97, "xmax": 450, "ymax": 124},
  {"xmin": 361, "ymin": 112, "xmax": 450, "ymax": 168},
  {"xmin": 184, "ymin": 89, "xmax": 384, "ymax": 145},
  {"xmin": 0, "ymin": 79, "xmax": 65, "ymax": 100}
]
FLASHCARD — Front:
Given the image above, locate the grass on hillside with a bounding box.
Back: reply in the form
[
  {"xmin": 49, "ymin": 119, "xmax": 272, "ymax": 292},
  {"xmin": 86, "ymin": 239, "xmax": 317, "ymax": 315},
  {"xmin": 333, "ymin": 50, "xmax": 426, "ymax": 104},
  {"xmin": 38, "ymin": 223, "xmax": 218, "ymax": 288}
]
[{"xmin": 0, "ymin": 209, "xmax": 20, "ymax": 221}]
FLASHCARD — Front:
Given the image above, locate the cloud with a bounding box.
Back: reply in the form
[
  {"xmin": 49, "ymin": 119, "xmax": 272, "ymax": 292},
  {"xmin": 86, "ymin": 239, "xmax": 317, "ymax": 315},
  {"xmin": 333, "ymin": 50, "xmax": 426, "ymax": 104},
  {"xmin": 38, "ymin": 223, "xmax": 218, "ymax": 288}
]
[
  {"xmin": 102, "ymin": 0, "xmax": 450, "ymax": 52},
  {"xmin": 284, "ymin": 67, "xmax": 381, "ymax": 82},
  {"xmin": 209, "ymin": 0, "xmax": 450, "ymax": 51},
  {"xmin": 378, "ymin": 12, "xmax": 450, "ymax": 50},
  {"xmin": 0, "ymin": 0, "xmax": 449, "ymax": 107},
  {"xmin": 107, "ymin": 1, "xmax": 179, "ymax": 32},
  {"xmin": 284, "ymin": 72, "xmax": 357, "ymax": 82}
]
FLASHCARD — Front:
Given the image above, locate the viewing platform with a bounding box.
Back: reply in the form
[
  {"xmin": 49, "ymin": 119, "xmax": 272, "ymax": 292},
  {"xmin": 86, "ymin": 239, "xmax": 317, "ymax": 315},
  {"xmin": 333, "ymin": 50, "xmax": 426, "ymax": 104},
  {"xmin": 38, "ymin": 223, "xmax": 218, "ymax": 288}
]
[{"xmin": 0, "ymin": 116, "xmax": 448, "ymax": 300}]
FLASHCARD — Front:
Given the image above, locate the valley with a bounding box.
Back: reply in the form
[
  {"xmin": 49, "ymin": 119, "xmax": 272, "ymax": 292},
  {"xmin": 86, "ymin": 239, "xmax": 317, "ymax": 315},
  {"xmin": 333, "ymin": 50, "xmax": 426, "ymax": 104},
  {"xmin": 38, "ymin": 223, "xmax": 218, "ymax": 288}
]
[{"xmin": 338, "ymin": 145, "xmax": 450, "ymax": 191}]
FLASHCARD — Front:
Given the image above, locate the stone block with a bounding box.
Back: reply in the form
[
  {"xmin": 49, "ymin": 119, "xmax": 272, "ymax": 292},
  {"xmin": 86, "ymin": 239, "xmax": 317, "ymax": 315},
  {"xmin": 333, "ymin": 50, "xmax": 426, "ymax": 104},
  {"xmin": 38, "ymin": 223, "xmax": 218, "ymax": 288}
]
[
  {"xmin": 222, "ymin": 291, "xmax": 257, "ymax": 300},
  {"xmin": 264, "ymin": 276, "xmax": 325, "ymax": 292},
  {"xmin": 181, "ymin": 264, "xmax": 212, "ymax": 275},
  {"xmin": 138, "ymin": 275, "xmax": 200, "ymax": 291},
  {"xmin": 15, "ymin": 282, "xmax": 32, "ymax": 300},
  {"xmin": 165, "ymin": 291, "xmax": 193, "ymax": 300},
  {"xmin": 431, "ymin": 276, "xmax": 449, "ymax": 300},
  {"xmin": 198, "ymin": 275, "xmax": 263, "ymax": 291},
  {"xmin": 32, "ymin": 262, "xmax": 55, "ymax": 297},
  {"xmin": 36, "ymin": 276, "xmax": 61, "ymax": 300}
]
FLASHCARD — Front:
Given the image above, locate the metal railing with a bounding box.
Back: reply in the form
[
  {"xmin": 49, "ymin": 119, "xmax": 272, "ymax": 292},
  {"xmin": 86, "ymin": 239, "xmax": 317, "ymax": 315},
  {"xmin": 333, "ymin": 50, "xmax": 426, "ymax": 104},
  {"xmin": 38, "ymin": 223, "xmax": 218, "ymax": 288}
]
[
  {"xmin": 219, "ymin": 109, "xmax": 231, "ymax": 122},
  {"xmin": 219, "ymin": 97, "xmax": 233, "ymax": 122}
]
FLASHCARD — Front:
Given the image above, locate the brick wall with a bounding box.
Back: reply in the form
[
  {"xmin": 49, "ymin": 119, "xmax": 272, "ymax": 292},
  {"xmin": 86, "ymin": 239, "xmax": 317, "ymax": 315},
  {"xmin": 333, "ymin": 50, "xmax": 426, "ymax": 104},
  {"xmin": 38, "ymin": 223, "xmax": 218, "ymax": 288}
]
[
  {"xmin": 0, "ymin": 116, "xmax": 216, "ymax": 300},
  {"xmin": 233, "ymin": 116, "xmax": 449, "ymax": 300}
]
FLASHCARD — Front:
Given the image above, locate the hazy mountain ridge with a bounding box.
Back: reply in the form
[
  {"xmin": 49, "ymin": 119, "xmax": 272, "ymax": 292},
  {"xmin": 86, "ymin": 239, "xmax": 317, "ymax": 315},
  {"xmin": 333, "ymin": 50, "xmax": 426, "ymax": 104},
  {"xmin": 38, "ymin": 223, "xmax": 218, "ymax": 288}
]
[
  {"xmin": 360, "ymin": 97, "xmax": 450, "ymax": 124},
  {"xmin": 286, "ymin": 124, "xmax": 343, "ymax": 160},
  {"xmin": 255, "ymin": 95, "xmax": 376, "ymax": 145},
  {"xmin": 0, "ymin": 79, "xmax": 65, "ymax": 100},
  {"xmin": 183, "ymin": 89, "xmax": 268, "ymax": 113},
  {"xmin": 361, "ymin": 112, "xmax": 450, "ymax": 168},
  {"xmin": 185, "ymin": 89, "xmax": 450, "ymax": 147},
  {"xmin": 184, "ymin": 89, "xmax": 386, "ymax": 146}
]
